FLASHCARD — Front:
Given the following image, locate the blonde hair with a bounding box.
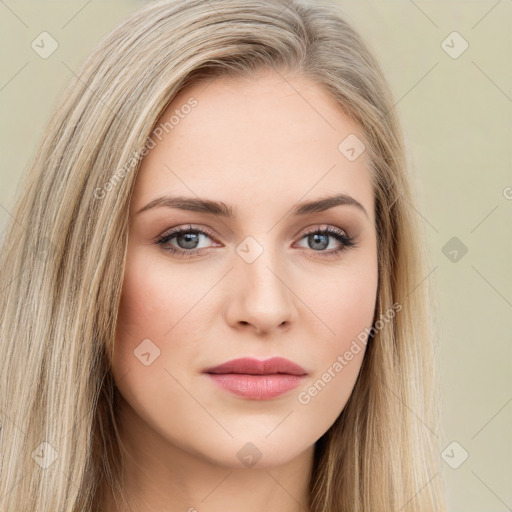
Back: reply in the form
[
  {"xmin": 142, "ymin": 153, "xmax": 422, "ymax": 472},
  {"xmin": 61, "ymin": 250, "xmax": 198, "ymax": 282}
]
[{"xmin": 0, "ymin": 0, "xmax": 446, "ymax": 510}]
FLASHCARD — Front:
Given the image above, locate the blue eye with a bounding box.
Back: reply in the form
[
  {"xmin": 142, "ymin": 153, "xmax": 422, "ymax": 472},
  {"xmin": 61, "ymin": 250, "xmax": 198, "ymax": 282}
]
[
  {"xmin": 155, "ymin": 224, "xmax": 357, "ymax": 258},
  {"xmin": 155, "ymin": 224, "xmax": 218, "ymax": 258},
  {"xmin": 296, "ymin": 226, "xmax": 356, "ymax": 255}
]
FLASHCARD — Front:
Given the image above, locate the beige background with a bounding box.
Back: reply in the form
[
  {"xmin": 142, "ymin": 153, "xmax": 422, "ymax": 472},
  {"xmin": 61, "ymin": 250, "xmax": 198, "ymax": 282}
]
[{"xmin": 1, "ymin": 1, "xmax": 511, "ymax": 510}]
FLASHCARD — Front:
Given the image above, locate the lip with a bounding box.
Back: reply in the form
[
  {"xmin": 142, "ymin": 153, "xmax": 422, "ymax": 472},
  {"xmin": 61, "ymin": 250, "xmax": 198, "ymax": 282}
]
[
  {"xmin": 203, "ymin": 356, "xmax": 307, "ymax": 376},
  {"xmin": 202, "ymin": 357, "xmax": 308, "ymax": 400}
]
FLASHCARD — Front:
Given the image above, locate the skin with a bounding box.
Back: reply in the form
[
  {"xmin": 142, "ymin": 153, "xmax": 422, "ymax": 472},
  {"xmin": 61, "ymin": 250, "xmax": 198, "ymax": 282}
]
[{"xmin": 107, "ymin": 68, "xmax": 379, "ymax": 512}]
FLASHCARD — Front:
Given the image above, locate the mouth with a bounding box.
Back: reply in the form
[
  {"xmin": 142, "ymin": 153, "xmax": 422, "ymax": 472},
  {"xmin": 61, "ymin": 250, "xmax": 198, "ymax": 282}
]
[
  {"xmin": 202, "ymin": 357, "xmax": 308, "ymax": 400},
  {"xmin": 202, "ymin": 356, "xmax": 307, "ymax": 376}
]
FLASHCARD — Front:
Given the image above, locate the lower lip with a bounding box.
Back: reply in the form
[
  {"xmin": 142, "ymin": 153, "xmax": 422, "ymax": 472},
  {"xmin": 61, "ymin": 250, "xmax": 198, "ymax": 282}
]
[{"xmin": 205, "ymin": 373, "xmax": 305, "ymax": 400}]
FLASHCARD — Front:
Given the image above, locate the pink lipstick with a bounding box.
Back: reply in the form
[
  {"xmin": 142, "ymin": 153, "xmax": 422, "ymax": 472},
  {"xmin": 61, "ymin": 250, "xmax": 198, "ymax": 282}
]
[{"xmin": 202, "ymin": 356, "xmax": 307, "ymax": 400}]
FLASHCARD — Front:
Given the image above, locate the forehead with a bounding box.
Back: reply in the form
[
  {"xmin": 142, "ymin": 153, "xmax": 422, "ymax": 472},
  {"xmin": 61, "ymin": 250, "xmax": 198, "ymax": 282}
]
[{"xmin": 132, "ymin": 70, "xmax": 374, "ymax": 225}]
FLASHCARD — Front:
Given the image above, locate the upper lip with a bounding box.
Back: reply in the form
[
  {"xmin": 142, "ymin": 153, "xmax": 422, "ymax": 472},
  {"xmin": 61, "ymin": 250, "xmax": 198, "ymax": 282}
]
[{"xmin": 203, "ymin": 357, "xmax": 307, "ymax": 376}]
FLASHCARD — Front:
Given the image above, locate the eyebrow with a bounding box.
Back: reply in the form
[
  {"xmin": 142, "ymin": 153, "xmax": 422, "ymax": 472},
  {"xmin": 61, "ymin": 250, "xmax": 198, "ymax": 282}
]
[{"xmin": 136, "ymin": 193, "xmax": 369, "ymax": 219}]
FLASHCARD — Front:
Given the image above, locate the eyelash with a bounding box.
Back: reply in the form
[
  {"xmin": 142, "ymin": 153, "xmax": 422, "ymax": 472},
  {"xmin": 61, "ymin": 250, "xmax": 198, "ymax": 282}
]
[{"xmin": 154, "ymin": 224, "xmax": 357, "ymax": 259}]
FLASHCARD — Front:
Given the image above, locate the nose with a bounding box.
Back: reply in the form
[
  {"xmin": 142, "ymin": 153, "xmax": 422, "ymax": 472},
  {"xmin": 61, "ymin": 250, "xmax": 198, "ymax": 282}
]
[{"xmin": 225, "ymin": 247, "xmax": 297, "ymax": 335}]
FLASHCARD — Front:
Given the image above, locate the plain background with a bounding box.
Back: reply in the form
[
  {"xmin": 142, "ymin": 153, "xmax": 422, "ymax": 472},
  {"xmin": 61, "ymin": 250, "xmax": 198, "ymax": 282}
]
[{"xmin": 0, "ymin": 1, "xmax": 511, "ymax": 510}]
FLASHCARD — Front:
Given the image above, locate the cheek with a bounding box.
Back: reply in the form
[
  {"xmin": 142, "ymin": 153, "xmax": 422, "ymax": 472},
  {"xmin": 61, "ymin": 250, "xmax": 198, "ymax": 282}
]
[
  {"xmin": 114, "ymin": 246, "xmax": 202, "ymax": 345},
  {"xmin": 111, "ymin": 249, "xmax": 194, "ymax": 438},
  {"xmin": 112, "ymin": 248, "xmax": 174, "ymax": 382},
  {"xmin": 302, "ymin": 244, "xmax": 379, "ymax": 351},
  {"xmin": 293, "ymin": 253, "xmax": 378, "ymax": 427},
  {"xmin": 112, "ymin": 246, "xmax": 214, "ymax": 390},
  {"xmin": 323, "ymin": 266, "xmax": 378, "ymax": 343}
]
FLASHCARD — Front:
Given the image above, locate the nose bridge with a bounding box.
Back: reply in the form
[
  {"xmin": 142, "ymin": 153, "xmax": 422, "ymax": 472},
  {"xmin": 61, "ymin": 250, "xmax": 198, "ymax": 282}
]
[
  {"xmin": 230, "ymin": 232, "xmax": 295, "ymax": 330},
  {"xmin": 237, "ymin": 233, "xmax": 287, "ymax": 298}
]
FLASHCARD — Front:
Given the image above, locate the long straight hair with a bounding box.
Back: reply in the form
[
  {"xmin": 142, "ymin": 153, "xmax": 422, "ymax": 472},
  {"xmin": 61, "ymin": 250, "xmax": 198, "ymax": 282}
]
[{"xmin": 0, "ymin": 1, "xmax": 446, "ymax": 510}]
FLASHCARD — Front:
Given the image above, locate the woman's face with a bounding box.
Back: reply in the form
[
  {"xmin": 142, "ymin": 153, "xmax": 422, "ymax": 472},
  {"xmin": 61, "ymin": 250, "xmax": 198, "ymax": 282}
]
[{"xmin": 113, "ymin": 69, "xmax": 378, "ymax": 469}]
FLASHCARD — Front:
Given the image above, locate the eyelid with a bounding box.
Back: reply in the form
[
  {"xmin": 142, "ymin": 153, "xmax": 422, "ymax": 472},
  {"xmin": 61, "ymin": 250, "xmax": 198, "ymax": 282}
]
[
  {"xmin": 300, "ymin": 224, "xmax": 348, "ymax": 237},
  {"xmin": 155, "ymin": 224, "xmax": 218, "ymax": 242}
]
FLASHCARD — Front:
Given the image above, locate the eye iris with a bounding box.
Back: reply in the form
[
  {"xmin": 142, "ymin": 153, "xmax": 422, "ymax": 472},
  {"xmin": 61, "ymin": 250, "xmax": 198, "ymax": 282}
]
[
  {"xmin": 178, "ymin": 231, "xmax": 200, "ymax": 249},
  {"xmin": 308, "ymin": 232, "xmax": 329, "ymax": 251}
]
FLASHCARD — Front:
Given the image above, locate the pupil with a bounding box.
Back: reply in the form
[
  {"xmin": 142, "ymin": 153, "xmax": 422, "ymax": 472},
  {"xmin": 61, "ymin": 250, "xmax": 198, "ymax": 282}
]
[
  {"xmin": 310, "ymin": 233, "xmax": 328, "ymax": 251},
  {"xmin": 179, "ymin": 232, "xmax": 199, "ymax": 249}
]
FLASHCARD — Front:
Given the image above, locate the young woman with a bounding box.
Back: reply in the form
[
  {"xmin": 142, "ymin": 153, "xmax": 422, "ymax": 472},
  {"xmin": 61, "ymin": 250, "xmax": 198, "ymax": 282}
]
[{"xmin": 0, "ymin": 0, "xmax": 446, "ymax": 510}]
